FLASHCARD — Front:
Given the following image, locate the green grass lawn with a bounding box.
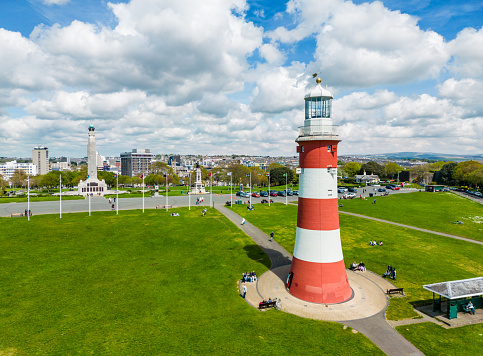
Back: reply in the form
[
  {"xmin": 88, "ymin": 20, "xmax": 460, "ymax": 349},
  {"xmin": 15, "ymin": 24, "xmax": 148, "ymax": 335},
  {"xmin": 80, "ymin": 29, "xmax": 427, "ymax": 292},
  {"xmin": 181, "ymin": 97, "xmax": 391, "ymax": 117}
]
[
  {"xmin": 339, "ymin": 192, "xmax": 483, "ymax": 242},
  {"xmin": 0, "ymin": 196, "xmax": 85, "ymax": 204},
  {"xmin": 0, "ymin": 209, "xmax": 382, "ymax": 355},
  {"xmin": 231, "ymin": 203, "xmax": 483, "ymax": 319},
  {"xmin": 396, "ymin": 322, "xmax": 483, "ymax": 356}
]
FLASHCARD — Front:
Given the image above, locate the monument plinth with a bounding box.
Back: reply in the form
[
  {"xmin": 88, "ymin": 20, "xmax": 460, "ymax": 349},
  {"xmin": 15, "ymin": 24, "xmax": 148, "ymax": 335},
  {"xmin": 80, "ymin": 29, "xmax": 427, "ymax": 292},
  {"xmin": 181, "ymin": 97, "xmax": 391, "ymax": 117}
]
[
  {"xmin": 78, "ymin": 125, "xmax": 107, "ymax": 196},
  {"xmin": 190, "ymin": 165, "xmax": 206, "ymax": 194}
]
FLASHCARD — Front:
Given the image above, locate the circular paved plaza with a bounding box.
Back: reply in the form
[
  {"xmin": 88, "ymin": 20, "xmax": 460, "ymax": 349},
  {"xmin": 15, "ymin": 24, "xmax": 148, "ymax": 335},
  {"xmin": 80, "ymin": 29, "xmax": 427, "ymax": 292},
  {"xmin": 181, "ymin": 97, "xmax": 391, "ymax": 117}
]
[{"xmin": 257, "ymin": 265, "xmax": 390, "ymax": 321}]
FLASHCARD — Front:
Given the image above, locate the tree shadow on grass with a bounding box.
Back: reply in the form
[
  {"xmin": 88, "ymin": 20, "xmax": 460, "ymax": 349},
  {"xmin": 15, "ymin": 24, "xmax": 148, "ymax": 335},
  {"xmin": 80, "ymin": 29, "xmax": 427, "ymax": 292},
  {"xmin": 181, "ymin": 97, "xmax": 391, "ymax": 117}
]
[{"xmin": 243, "ymin": 245, "xmax": 292, "ymax": 269}]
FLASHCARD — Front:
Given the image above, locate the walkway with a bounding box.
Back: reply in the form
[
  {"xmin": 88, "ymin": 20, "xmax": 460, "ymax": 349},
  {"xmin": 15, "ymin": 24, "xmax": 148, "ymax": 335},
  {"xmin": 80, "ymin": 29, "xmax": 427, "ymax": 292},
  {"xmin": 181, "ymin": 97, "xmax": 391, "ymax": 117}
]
[
  {"xmin": 216, "ymin": 205, "xmax": 423, "ymax": 356},
  {"xmin": 339, "ymin": 211, "xmax": 483, "ymax": 246}
]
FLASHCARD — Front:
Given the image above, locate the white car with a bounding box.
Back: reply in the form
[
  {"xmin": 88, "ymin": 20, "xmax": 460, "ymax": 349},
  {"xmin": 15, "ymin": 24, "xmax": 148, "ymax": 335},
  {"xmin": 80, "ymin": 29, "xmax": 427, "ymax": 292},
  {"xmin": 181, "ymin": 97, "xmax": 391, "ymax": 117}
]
[
  {"xmin": 337, "ymin": 187, "xmax": 348, "ymax": 193},
  {"xmin": 343, "ymin": 193, "xmax": 356, "ymax": 199}
]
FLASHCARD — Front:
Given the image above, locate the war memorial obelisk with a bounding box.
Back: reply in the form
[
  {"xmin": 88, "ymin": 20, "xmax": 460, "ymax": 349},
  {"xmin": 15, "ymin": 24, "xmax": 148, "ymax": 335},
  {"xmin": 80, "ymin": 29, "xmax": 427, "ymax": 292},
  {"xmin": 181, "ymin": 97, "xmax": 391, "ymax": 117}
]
[
  {"xmin": 286, "ymin": 77, "xmax": 352, "ymax": 304},
  {"xmin": 78, "ymin": 125, "xmax": 107, "ymax": 196}
]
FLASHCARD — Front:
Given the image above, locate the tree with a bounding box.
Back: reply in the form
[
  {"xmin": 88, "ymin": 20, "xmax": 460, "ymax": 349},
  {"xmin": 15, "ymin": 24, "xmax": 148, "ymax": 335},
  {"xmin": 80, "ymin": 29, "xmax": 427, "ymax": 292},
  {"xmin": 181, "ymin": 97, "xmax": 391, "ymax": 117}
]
[
  {"xmin": 454, "ymin": 160, "xmax": 483, "ymax": 187},
  {"xmin": 149, "ymin": 161, "xmax": 174, "ymax": 176},
  {"xmin": 343, "ymin": 162, "xmax": 361, "ymax": 177},
  {"xmin": 267, "ymin": 162, "xmax": 282, "ymax": 171},
  {"xmin": 10, "ymin": 169, "xmax": 27, "ymax": 188},
  {"xmin": 434, "ymin": 162, "xmax": 457, "ymax": 185},
  {"xmin": 40, "ymin": 172, "xmax": 61, "ymax": 189},
  {"xmin": 410, "ymin": 165, "xmax": 431, "ymax": 184},
  {"xmin": 228, "ymin": 164, "xmax": 251, "ymax": 187},
  {"xmin": 359, "ymin": 161, "xmax": 385, "ymax": 178},
  {"xmin": 270, "ymin": 167, "xmax": 294, "ymax": 186}
]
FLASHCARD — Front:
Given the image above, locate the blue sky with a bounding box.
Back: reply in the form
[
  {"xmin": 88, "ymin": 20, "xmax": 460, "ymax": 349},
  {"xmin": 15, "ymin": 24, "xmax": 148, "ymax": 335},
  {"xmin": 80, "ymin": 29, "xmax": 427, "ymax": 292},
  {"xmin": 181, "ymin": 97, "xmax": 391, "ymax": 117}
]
[{"xmin": 0, "ymin": 0, "xmax": 482, "ymax": 158}]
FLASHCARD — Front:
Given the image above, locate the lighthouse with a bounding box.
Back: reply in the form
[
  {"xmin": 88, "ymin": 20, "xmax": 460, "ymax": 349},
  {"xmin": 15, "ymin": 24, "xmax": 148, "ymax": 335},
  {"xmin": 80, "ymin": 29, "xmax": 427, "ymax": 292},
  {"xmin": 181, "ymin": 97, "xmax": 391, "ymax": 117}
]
[{"xmin": 287, "ymin": 76, "xmax": 352, "ymax": 304}]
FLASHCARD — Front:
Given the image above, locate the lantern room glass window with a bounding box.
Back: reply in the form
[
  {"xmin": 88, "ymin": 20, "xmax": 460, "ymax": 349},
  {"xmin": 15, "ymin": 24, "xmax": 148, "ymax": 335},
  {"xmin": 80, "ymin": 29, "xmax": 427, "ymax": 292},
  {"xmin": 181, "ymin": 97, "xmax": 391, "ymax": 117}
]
[{"xmin": 305, "ymin": 97, "xmax": 331, "ymax": 119}]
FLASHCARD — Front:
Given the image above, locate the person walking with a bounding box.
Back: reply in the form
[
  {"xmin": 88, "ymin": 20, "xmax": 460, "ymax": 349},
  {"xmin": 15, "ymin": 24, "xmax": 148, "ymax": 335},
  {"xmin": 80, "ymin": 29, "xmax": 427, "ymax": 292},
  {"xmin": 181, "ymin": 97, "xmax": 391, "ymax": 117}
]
[
  {"xmin": 242, "ymin": 283, "xmax": 247, "ymax": 298},
  {"xmin": 270, "ymin": 231, "xmax": 274, "ymax": 242}
]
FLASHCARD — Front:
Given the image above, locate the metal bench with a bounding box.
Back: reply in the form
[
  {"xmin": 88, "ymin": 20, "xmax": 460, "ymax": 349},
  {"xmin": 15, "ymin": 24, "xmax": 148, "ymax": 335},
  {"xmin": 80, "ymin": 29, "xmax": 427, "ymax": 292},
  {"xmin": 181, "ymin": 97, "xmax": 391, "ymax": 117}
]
[{"xmin": 258, "ymin": 301, "xmax": 277, "ymax": 310}]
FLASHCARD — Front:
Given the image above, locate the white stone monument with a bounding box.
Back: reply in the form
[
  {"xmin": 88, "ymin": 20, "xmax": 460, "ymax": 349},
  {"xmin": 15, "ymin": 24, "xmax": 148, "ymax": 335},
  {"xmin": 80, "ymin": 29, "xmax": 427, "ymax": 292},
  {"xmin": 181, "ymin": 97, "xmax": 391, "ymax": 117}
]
[
  {"xmin": 190, "ymin": 164, "xmax": 206, "ymax": 194},
  {"xmin": 78, "ymin": 125, "xmax": 108, "ymax": 196}
]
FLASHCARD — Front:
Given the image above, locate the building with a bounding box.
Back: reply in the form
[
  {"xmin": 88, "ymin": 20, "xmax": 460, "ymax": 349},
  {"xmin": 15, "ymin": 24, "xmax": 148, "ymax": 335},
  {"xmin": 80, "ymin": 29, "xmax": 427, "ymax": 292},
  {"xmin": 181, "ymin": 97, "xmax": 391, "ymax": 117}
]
[
  {"xmin": 287, "ymin": 76, "xmax": 352, "ymax": 304},
  {"xmin": 120, "ymin": 149, "xmax": 154, "ymax": 177},
  {"xmin": 0, "ymin": 160, "xmax": 37, "ymax": 180},
  {"xmin": 32, "ymin": 146, "xmax": 49, "ymax": 175},
  {"xmin": 355, "ymin": 173, "xmax": 380, "ymax": 184}
]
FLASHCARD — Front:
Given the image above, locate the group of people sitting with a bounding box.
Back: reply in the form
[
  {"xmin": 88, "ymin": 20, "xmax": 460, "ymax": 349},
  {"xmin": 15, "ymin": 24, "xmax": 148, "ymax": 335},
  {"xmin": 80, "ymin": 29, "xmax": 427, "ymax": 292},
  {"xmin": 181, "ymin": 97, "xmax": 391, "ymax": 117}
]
[
  {"xmin": 170, "ymin": 212, "xmax": 179, "ymax": 217},
  {"xmin": 350, "ymin": 261, "xmax": 366, "ymax": 272},
  {"xmin": 242, "ymin": 271, "xmax": 257, "ymax": 282},
  {"xmin": 454, "ymin": 220, "xmax": 464, "ymax": 224},
  {"xmin": 383, "ymin": 265, "xmax": 397, "ymax": 280},
  {"xmin": 259, "ymin": 297, "xmax": 278, "ymax": 306},
  {"xmin": 370, "ymin": 240, "xmax": 383, "ymax": 246}
]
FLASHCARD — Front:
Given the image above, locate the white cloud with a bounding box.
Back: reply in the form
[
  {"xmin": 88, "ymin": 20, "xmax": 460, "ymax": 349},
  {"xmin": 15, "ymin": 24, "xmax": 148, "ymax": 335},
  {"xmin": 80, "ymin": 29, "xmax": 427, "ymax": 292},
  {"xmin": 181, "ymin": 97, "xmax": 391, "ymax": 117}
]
[
  {"xmin": 447, "ymin": 27, "xmax": 483, "ymax": 78},
  {"xmin": 42, "ymin": 0, "xmax": 70, "ymax": 5}
]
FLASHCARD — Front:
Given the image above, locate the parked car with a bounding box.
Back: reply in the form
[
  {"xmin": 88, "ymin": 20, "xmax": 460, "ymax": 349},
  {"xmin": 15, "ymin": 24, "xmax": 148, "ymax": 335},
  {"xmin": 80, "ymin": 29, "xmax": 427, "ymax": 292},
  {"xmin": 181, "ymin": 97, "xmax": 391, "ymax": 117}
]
[
  {"xmin": 343, "ymin": 193, "xmax": 356, "ymax": 199},
  {"xmin": 474, "ymin": 192, "xmax": 483, "ymax": 197},
  {"xmin": 337, "ymin": 187, "xmax": 348, "ymax": 193},
  {"xmin": 260, "ymin": 191, "xmax": 268, "ymax": 197},
  {"xmin": 378, "ymin": 188, "xmax": 387, "ymax": 192},
  {"xmin": 236, "ymin": 191, "xmax": 243, "ymax": 196},
  {"xmin": 252, "ymin": 192, "xmax": 260, "ymax": 198},
  {"xmin": 285, "ymin": 190, "xmax": 294, "ymax": 196},
  {"xmin": 392, "ymin": 187, "xmax": 400, "ymax": 190},
  {"xmin": 242, "ymin": 192, "xmax": 251, "ymax": 198},
  {"xmin": 270, "ymin": 191, "xmax": 278, "ymax": 197},
  {"xmin": 277, "ymin": 191, "xmax": 286, "ymax": 197},
  {"xmin": 348, "ymin": 187, "xmax": 357, "ymax": 193},
  {"xmin": 261, "ymin": 199, "xmax": 274, "ymax": 204},
  {"xmin": 292, "ymin": 190, "xmax": 299, "ymax": 195}
]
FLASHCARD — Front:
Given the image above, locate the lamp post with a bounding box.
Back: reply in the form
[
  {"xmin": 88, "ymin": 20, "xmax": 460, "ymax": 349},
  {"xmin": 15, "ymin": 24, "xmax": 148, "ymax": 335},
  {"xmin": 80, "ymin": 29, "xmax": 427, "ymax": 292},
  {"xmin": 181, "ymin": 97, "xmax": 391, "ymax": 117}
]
[
  {"xmin": 142, "ymin": 173, "xmax": 145, "ymax": 213},
  {"xmin": 116, "ymin": 173, "xmax": 119, "ymax": 215},
  {"xmin": 27, "ymin": 174, "xmax": 30, "ymax": 221},
  {"xmin": 59, "ymin": 174, "xmax": 62, "ymax": 219},
  {"xmin": 267, "ymin": 172, "xmax": 270, "ymax": 207},
  {"xmin": 228, "ymin": 172, "xmax": 232, "ymax": 206},
  {"xmin": 188, "ymin": 172, "xmax": 191, "ymax": 211},
  {"xmin": 284, "ymin": 172, "xmax": 288, "ymax": 205}
]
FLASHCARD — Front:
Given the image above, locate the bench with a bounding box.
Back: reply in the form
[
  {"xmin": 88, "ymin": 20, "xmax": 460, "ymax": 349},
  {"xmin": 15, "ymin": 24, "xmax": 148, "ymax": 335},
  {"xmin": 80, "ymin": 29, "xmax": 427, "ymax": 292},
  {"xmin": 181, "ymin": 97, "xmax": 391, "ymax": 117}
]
[
  {"xmin": 156, "ymin": 205, "xmax": 172, "ymax": 209},
  {"xmin": 258, "ymin": 301, "xmax": 277, "ymax": 310},
  {"xmin": 386, "ymin": 288, "xmax": 404, "ymax": 295},
  {"xmin": 11, "ymin": 213, "xmax": 24, "ymax": 217}
]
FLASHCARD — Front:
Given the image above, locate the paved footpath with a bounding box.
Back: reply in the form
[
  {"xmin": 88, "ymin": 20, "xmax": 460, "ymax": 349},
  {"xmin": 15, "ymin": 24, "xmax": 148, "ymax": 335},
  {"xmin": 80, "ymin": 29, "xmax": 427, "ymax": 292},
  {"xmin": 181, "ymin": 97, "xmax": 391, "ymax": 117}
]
[
  {"xmin": 216, "ymin": 205, "xmax": 423, "ymax": 356},
  {"xmin": 339, "ymin": 211, "xmax": 483, "ymax": 246}
]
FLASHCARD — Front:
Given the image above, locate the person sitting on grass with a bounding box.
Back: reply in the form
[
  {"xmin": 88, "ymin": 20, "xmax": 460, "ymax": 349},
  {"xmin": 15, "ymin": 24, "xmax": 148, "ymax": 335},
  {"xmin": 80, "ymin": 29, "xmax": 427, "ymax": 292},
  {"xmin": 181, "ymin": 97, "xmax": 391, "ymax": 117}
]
[
  {"xmin": 350, "ymin": 262, "xmax": 358, "ymax": 271},
  {"xmin": 379, "ymin": 241, "xmax": 383, "ymax": 246},
  {"xmin": 357, "ymin": 261, "xmax": 366, "ymax": 272}
]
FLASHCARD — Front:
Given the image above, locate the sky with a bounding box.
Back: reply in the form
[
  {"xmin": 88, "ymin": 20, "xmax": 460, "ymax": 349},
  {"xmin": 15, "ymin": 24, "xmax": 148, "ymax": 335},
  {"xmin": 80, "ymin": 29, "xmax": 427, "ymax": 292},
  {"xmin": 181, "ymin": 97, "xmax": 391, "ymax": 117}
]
[{"xmin": 0, "ymin": 0, "xmax": 482, "ymax": 158}]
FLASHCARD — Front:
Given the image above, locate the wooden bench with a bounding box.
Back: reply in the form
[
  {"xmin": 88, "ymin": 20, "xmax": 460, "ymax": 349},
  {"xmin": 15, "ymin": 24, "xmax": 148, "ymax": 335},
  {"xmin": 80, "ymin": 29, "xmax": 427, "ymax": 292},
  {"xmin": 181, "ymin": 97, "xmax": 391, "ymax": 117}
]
[
  {"xmin": 258, "ymin": 301, "xmax": 277, "ymax": 310},
  {"xmin": 11, "ymin": 213, "xmax": 24, "ymax": 217},
  {"xmin": 386, "ymin": 288, "xmax": 404, "ymax": 295},
  {"xmin": 156, "ymin": 205, "xmax": 172, "ymax": 209}
]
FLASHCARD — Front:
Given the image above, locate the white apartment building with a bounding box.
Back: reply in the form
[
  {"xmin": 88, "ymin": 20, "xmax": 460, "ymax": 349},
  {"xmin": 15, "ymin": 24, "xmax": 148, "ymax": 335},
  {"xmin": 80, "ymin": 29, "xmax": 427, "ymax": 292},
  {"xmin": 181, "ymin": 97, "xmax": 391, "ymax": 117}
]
[{"xmin": 0, "ymin": 161, "xmax": 37, "ymax": 180}]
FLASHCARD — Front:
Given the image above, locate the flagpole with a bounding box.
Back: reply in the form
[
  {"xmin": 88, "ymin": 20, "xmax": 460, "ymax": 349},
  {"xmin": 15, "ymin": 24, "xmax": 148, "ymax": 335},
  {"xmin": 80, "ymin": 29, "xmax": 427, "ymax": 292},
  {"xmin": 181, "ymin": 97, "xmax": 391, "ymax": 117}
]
[
  {"xmin": 59, "ymin": 174, "xmax": 62, "ymax": 219},
  {"xmin": 230, "ymin": 173, "xmax": 232, "ymax": 206},
  {"xmin": 285, "ymin": 172, "xmax": 288, "ymax": 206},
  {"xmin": 165, "ymin": 174, "xmax": 169, "ymax": 211},
  {"xmin": 142, "ymin": 174, "xmax": 145, "ymax": 213},
  {"xmin": 249, "ymin": 173, "xmax": 252, "ymax": 207},
  {"xmin": 89, "ymin": 194, "xmax": 91, "ymax": 216},
  {"xmin": 268, "ymin": 173, "xmax": 270, "ymax": 207},
  {"xmin": 210, "ymin": 173, "xmax": 212, "ymax": 208},
  {"xmin": 116, "ymin": 174, "xmax": 119, "ymax": 215},
  {"xmin": 27, "ymin": 174, "xmax": 30, "ymax": 221},
  {"xmin": 188, "ymin": 173, "xmax": 191, "ymax": 211}
]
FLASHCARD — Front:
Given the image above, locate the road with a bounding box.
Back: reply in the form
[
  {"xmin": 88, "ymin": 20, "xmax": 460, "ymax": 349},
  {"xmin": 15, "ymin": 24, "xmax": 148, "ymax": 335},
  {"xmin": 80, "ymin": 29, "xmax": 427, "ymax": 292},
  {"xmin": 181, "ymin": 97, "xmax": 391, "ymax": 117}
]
[{"xmin": 0, "ymin": 187, "xmax": 416, "ymax": 217}]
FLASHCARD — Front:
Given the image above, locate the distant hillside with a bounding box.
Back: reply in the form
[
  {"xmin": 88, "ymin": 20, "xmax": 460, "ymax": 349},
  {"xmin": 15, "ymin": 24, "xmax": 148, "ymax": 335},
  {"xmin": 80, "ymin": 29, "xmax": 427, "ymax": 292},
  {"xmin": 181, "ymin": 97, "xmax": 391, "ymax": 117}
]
[{"xmin": 349, "ymin": 152, "xmax": 483, "ymax": 162}]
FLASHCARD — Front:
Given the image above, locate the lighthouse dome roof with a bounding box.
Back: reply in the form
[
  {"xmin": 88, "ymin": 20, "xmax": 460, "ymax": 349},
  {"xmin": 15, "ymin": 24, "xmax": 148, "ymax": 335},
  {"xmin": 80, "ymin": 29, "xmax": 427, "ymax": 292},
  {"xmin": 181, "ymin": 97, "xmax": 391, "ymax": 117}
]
[{"xmin": 305, "ymin": 83, "xmax": 333, "ymax": 99}]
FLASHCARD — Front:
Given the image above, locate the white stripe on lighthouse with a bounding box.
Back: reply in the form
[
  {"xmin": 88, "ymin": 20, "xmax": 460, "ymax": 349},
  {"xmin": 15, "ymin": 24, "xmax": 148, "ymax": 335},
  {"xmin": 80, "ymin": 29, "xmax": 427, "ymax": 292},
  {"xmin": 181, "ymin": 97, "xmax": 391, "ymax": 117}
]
[
  {"xmin": 299, "ymin": 168, "xmax": 338, "ymax": 199},
  {"xmin": 293, "ymin": 227, "xmax": 343, "ymax": 263}
]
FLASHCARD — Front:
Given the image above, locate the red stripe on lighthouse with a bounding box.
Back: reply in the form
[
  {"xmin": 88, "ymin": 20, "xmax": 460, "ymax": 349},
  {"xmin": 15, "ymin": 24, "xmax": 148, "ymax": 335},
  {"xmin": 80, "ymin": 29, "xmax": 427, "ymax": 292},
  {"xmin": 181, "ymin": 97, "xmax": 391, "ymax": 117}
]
[
  {"xmin": 289, "ymin": 257, "xmax": 352, "ymax": 304},
  {"xmin": 297, "ymin": 198, "xmax": 339, "ymax": 231},
  {"xmin": 299, "ymin": 141, "xmax": 339, "ymax": 169}
]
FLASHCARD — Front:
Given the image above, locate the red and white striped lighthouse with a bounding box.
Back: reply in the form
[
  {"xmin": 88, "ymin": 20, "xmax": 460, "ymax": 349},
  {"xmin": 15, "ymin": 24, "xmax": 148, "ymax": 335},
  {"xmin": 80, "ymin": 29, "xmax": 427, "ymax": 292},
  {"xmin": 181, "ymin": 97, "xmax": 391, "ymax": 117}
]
[{"xmin": 287, "ymin": 76, "xmax": 352, "ymax": 304}]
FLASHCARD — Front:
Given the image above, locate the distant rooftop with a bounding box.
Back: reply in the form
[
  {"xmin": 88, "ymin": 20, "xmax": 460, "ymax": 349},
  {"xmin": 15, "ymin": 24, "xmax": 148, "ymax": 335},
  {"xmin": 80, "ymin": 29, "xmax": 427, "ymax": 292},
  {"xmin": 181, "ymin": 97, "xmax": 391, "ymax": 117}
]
[{"xmin": 423, "ymin": 277, "xmax": 483, "ymax": 299}]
